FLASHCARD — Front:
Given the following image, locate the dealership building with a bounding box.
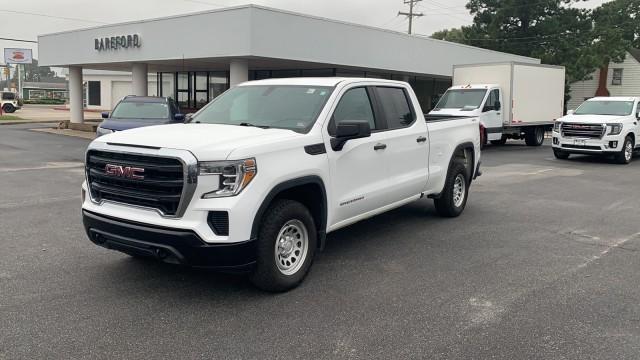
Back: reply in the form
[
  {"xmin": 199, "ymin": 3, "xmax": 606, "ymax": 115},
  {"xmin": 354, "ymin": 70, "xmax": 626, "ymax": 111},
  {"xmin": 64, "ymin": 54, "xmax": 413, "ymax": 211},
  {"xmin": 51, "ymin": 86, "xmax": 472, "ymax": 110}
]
[{"xmin": 38, "ymin": 4, "xmax": 538, "ymax": 123}]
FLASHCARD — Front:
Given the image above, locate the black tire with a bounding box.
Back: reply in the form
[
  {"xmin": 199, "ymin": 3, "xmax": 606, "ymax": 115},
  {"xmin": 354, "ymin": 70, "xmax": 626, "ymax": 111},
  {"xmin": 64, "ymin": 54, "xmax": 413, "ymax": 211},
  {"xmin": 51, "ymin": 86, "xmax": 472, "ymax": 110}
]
[
  {"xmin": 434, "ymin": 162, "xmax": 469, "ymax": 218},
  {"xmin": 525, "ymin": 126, "xmax": 545, "ymax": 146},
  {"xmin": 2, "ymin": 104, "xmax": 15, "ymax": 113},
  {"xmin": 490, "ymin": 136, "xmax": 507, "ymax": 146},
  {"xmin": 614, "ymin": 136, "xmax": 634, "ymax": 164},
  {"xmin": 553, "ymin": 148, "xmax": 570, "ymax": 160},
  {"xmin": 250, "ymin": 199, "xmax": 317, "ymax": 292}
]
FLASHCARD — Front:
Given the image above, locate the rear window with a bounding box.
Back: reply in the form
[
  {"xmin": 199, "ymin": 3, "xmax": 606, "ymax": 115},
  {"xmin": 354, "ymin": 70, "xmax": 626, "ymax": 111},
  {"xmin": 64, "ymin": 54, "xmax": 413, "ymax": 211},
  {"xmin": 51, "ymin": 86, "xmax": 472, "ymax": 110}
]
[
  {"xmin": 376, "ymin": 87, "xmax": 414, "ymax": 129},
  {"xmin": 111, "ymin": 101, "xmax": 169, "ymax": 120},
  {"xmin": 2, "ymin": 92, "xmax": 16, "ymax": 100}
]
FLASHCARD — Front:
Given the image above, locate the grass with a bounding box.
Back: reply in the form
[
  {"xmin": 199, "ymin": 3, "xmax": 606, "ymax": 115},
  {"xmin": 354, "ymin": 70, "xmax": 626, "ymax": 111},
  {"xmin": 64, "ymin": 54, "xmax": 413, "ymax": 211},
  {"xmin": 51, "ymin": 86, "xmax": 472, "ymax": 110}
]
[{"xmin": 0, "ymin": 115, "xmax": 23, "ymax": 121}]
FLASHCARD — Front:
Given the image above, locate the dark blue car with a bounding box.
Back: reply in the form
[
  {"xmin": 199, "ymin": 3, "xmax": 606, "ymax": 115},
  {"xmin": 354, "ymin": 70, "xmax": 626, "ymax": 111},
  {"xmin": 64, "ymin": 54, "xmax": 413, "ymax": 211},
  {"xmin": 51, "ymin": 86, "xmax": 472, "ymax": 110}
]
[{"xmin": 96, "ymin": 96, "xmax": 185, "ymax": 137}]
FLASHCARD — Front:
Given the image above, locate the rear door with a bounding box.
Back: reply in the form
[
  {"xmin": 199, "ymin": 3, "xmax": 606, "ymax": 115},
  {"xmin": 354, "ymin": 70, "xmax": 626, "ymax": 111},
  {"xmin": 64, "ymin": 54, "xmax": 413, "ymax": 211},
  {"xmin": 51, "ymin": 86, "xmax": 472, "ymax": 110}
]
[
  {"xmin": 372, "ymin": 85, "xmax": 429, "ymax": 202},
  {"xmin": 325, "ymin": 85, "xmax": 392, "ymax": 228}
]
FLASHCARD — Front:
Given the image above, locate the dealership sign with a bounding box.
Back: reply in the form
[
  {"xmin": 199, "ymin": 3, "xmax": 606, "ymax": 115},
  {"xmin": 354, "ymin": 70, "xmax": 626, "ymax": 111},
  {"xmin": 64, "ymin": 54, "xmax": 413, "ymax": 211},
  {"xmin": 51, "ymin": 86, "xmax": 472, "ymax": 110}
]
[
  {"xmin": 4, "ymin": 48, "xmax": 33, "ymax": 64},
  {"xmin": 95, "ymin": 34, "xmax": 141, "ymax": 51}
]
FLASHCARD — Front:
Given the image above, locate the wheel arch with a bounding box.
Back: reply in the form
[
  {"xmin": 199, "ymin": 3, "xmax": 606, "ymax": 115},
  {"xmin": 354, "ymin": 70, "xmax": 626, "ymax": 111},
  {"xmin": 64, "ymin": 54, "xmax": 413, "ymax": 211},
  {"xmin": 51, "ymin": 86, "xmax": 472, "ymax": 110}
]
[
  {"xmin": 251, "ymin": 176, "xmax": 328, "ymax": 250},
  {"xmin": 429, "ymin": 142, "xmax": 476, "ymax": 200}
]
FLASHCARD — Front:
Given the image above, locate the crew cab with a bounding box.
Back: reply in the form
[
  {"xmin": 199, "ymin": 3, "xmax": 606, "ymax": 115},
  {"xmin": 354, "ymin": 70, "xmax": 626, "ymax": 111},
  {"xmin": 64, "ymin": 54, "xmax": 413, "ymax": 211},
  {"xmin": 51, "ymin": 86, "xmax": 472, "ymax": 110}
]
[
  {"xmin": 81, "ymin": 78, "xmax": 481, "ymax": 291},
  {"xmin": 552, "ymin": 97, "xmax": 640, "ymax": 164}
]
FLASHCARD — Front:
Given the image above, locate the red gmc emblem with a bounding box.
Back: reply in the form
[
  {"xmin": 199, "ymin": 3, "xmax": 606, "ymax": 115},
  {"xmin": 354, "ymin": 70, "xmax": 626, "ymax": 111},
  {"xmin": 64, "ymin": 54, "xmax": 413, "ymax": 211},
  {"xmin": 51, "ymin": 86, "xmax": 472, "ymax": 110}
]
[{"xmin": 105, "ymin": 164, "xmax": 145, "ymax": 180}]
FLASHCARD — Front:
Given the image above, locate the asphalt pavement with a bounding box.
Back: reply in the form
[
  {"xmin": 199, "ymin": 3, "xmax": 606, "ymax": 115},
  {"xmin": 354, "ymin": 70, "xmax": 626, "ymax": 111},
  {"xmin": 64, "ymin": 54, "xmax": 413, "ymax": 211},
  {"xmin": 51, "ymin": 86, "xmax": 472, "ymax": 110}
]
[{"xmin": 1, "ymin": 125, "xmax": 639, "ymax": 359}]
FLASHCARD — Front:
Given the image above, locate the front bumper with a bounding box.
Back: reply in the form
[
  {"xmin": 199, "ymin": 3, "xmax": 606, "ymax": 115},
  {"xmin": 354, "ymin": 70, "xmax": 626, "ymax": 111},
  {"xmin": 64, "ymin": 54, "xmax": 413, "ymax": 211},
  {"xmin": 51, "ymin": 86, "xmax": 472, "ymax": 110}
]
[
  {"xmin": 82, "ymin": 210, "xmax": 257, "ymax": 271},
  {"xmin": 552, "ymin": 132, "xmax": 624, "ymax": 154}
]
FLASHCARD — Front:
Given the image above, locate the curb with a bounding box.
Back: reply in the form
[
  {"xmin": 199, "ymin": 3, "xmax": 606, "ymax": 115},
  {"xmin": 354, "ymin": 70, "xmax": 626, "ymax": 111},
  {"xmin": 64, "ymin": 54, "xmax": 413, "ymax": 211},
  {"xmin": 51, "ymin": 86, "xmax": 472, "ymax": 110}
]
[{"xmin": 0, "ymin": 120, "xmax": 63, "ymax": 126}]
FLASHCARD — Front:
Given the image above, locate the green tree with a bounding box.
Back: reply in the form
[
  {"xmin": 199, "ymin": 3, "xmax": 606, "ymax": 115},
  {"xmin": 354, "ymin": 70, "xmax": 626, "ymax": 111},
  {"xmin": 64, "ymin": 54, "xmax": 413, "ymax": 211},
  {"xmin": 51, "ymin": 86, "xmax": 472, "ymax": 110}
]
[
  {"xmin": 591, "ymin": 0, "xmax": 640, "ymax": 65},
  {"xmin": 431, "ymin": 28, "xmax": 467, "ymax": 44}
]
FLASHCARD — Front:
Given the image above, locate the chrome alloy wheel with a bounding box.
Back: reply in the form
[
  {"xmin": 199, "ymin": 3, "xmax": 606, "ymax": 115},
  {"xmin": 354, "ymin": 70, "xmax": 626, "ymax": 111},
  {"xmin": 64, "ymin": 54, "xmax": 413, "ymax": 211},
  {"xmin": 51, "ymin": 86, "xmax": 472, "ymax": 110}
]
[
  {"xmin": 274, "ymin": 219, "xmax": 309, "ymax": 276},
  {"xmin": 625, "ymin": 141, "xmax": 633, "ymax": 162},
  {"xmin": 453, "ymin": 174, "xmax": 466, "ymax": 208}
]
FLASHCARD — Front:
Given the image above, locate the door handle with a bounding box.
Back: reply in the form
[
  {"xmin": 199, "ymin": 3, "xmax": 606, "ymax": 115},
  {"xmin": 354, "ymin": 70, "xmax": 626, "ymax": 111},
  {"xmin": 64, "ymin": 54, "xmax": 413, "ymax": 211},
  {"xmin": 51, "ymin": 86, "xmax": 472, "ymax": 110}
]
[
  {"xmin": 416, "ymin": 136, "xmax": 427, "ymax": 143},
  {"xmin": 374, "ymin": 143, "xmax": 387, "ymax": 151}
]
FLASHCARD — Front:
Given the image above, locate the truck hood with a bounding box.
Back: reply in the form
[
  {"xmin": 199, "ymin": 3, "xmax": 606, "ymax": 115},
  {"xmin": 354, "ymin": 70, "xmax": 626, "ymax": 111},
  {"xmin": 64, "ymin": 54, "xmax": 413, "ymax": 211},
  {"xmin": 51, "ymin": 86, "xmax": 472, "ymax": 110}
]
[
  {"xmin": 559, "ymin": 114, "xmax": 630, "ymax": 124},
  {"xmin": 428, "ymin": 108, "xmax": 481, "ymax": 117},
  {"xmin": 95, "ymin": 123, "xmax": 301, "ymax": 160}
]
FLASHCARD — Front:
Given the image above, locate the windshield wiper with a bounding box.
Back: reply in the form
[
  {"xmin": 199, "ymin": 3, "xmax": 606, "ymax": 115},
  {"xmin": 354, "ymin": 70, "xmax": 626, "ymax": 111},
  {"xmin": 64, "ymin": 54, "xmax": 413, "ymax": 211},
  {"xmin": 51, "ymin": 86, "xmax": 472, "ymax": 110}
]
[{"xmin": 239, "ymin": 122, "xmax": 270, "ymax": 129}]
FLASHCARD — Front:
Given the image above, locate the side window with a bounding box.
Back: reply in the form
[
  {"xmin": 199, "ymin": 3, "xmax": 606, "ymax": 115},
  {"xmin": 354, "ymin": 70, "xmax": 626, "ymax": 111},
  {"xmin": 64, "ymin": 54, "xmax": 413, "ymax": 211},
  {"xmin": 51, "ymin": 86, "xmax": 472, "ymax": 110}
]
[
  {"xmin": 329, "ymin": 87, "xmax": 376, "ymax": 135},
  {"xmin": 375, "ymin": 87, "xmax": 414, "ymax": 130},
  {"xmin": 485, "ymin": 89, "xmax": 500, "ymax": 111}
]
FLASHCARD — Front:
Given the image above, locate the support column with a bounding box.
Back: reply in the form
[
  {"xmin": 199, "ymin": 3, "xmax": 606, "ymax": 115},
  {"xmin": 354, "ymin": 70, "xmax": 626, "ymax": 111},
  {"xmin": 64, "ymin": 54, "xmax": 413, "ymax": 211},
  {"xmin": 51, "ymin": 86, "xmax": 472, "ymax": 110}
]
[
  {"xmin": 132, "ymin": 63, "xmax": 148, "ymax": 96},
  {"xmin": 229, "ymin": 59, "xmax": 249, "ymax": 87},
  {"xmin": 68, "ymin": 66, "xmax": 84, "ymax": 124}
]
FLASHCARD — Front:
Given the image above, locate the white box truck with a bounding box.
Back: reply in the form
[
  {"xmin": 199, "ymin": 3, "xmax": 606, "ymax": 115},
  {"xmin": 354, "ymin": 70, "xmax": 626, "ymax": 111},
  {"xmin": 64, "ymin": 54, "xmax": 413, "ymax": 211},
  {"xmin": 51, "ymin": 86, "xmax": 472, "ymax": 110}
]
[{"xmin": 427, "ymin": 62, "xmax": 565, "ymax": 147}]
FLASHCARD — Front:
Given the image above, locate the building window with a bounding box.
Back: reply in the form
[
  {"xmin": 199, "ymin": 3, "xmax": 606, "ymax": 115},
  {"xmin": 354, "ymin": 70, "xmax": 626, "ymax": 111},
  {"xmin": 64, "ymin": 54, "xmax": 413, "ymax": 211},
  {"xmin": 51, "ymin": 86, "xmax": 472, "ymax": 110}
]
[{"xmin": 612, "ymin": 68, "xmax": 623, "ymax": 85}]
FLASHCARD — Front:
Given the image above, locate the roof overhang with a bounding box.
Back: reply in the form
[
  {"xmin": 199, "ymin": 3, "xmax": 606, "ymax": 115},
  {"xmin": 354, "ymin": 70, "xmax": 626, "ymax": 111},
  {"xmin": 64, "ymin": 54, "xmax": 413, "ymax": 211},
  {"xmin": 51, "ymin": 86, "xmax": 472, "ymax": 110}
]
[{"xmin": 38, "ymin": 5, "xmax": 540, "ymax": 77}]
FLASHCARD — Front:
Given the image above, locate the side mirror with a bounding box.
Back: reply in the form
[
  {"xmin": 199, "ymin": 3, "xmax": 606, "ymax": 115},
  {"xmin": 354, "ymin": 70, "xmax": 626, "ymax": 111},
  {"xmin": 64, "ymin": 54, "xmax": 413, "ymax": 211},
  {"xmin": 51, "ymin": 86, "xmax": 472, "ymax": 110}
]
[
  {"xmin": 101, "ymin": 112, "xmax": 109, "ymax": 119},
  {"xmin": 174, "ymin": 113, "xmax": 185, "ymax": 121},
  {"xmin": 567, "ymin": 109, "xmax": 575, "ymax": 115},
  {"xmin": 331, "ymin": 120, "xmax": 371, "ymax": 151},
  {"xmin": 495, "ymin": 101, "xmax": 501, "ymax": 111}
]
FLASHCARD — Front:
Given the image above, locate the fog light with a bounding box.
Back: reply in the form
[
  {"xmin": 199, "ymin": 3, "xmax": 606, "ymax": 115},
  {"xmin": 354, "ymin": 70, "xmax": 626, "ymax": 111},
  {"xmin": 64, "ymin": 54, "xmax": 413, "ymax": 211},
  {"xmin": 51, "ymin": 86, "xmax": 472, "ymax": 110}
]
[
  {"xmin": 610, "ymin": 141, "xmax": 618, "ymax": 148},
  {"xmin": 553, "ymin": 137, "xmax": 559, "ymax": 145},
  {"xmin": 81, "ymin": 188, "xmax": 86, "ymax": 203}
]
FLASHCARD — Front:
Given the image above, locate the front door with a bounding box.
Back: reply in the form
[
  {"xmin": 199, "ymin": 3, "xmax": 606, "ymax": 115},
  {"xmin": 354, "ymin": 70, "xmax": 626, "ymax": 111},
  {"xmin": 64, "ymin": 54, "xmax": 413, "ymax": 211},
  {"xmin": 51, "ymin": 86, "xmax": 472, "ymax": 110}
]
[
  {"xmin": 482, "ymin": 88, "xmax": 503, "ymax": 141},
  {"xmin": 325, "ymin": 86, "xmax": 391, "ymax": 229}
]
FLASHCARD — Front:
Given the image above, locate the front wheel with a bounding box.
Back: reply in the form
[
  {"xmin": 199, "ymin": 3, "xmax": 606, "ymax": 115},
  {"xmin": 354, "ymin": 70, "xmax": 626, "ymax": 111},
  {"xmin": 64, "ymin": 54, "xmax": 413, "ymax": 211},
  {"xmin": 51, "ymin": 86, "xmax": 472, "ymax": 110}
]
[
  {"xmin": 614, "ymin": 136, "xmax": 634, "ymax": 164},
  {"xmin": 434, "ymin": 163, "xmax": 469, "ymax": 218},
  {"xmin": 553, "ymin": 148, "xmax": 570, "ymax": 160},
  {"xmin": 250, "ymin": 199, "xmax": 317, "ymax": 292}
]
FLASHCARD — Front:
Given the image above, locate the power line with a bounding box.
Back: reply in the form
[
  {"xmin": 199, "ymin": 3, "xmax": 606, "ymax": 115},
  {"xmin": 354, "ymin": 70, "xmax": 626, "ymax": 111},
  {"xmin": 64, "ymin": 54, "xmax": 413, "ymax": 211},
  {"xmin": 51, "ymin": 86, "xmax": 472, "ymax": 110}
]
[
  {"xmin": 0, "ymin": 37, "xmax": 37, "ymax": 43},
  {"xmin": 0, "ymin": 9, "xmax": 107, "ymax": 24},
  {"xmin": 398, "ymin": 0, "xmax": 424, "ymax": 35}
]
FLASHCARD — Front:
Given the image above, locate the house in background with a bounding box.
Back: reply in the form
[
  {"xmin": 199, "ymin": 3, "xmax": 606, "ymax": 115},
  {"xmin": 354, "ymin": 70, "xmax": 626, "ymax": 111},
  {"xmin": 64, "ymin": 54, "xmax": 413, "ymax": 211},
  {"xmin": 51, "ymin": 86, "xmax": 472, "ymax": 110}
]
[
  {"xmin": 22, "ymin": 81, "xmax": 68, "ymax": 104},
  {"xmin": 568, "ymin": 49, "xmax": 640, "ymax": 110}
]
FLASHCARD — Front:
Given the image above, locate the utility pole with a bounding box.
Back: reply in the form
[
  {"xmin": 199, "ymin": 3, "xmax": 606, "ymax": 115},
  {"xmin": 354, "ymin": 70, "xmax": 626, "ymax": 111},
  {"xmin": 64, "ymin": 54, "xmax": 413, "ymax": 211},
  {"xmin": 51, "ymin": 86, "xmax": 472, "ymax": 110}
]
[{"xmin": 398, "ymin": 0, "xmax": 424, "ymax": 35}]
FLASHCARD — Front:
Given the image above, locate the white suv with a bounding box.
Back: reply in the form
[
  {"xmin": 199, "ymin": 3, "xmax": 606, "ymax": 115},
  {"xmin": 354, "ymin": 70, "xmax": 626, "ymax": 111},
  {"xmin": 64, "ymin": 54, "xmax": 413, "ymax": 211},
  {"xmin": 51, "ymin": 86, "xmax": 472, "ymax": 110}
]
[{"xmin": 552, "ymin": 97, "xmax": 640, "ymax": 164}]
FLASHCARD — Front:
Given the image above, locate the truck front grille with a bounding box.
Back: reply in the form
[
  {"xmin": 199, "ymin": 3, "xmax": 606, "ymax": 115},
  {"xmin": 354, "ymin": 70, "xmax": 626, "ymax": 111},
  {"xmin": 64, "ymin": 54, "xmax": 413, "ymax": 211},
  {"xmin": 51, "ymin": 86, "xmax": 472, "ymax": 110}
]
[
  {"xmin": 561, "ymin": 123, "xmax": 605, "ymax": 139},
  {"xmin": 86, "ymin": 150, "xmax": 185, "ymax": 216}
]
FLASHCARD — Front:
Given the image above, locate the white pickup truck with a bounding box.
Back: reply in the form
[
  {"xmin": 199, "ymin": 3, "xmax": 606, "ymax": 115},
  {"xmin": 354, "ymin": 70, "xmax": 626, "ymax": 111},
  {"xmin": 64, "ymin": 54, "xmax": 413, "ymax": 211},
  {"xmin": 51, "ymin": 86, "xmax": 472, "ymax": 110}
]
[
  {"xmin": 81, "ymin": 78, "xmax": 481, "ymax": 291},
  {"xmin": 552, "ymin": 97, "xmax": 640, "ymax": 164}
]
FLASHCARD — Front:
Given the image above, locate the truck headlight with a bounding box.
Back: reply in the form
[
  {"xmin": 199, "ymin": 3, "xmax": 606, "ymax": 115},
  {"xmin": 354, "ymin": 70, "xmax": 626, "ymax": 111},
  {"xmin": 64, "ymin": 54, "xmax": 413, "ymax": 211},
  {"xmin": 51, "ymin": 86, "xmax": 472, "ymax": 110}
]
[
  {"xmin": 607, "ymin": 123, "xmax": 622, "ymax": 135},
  {"xmin": 553, "ymin": 121, "xmax": 562, "ymax": 132},
  {"xmin": 199, "ymin": 158, "xmax": 256, "ymax": 198}
]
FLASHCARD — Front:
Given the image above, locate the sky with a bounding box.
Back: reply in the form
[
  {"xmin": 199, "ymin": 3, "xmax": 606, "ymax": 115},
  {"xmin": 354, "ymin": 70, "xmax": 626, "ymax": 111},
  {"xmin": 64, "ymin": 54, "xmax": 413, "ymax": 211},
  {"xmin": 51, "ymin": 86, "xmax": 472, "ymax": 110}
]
[{"xmin": 0, "ymin": 0, "xmax": 612, "ymax": 64}]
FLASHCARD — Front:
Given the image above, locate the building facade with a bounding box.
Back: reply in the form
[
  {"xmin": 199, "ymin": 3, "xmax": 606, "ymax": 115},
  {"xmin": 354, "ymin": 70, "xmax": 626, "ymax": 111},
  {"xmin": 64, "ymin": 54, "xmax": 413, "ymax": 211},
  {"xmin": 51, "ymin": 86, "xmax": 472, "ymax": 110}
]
[
  {"xmin": 568, "ymin": 49, "xmax": 640, "ymax": 110},
  {"xmin": 38, "ymin": 4, "xmax": 539, "ymax": 123}
]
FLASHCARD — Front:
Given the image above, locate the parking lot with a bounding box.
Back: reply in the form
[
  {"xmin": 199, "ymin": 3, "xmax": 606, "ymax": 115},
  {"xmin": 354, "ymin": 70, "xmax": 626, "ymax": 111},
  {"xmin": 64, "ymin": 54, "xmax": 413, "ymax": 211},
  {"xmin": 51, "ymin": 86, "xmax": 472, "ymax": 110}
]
[{"xmin": 1, "ymin": 124, "xmax": 639, "ymax": 359}]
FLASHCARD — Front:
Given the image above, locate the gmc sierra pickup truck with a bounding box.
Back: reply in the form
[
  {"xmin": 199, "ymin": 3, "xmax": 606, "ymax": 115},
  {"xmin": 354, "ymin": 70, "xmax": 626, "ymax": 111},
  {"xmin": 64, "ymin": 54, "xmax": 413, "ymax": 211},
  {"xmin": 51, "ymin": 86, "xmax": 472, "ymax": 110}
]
[{"xmin": 82, "ymin": 78, "xmax": 481, "ymax": 291}]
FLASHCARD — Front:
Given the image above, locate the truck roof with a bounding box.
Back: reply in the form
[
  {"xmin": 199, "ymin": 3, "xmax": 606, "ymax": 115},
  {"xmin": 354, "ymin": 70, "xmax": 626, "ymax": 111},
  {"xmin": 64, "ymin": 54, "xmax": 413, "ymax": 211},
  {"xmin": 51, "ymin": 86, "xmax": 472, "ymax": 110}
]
[
  {"xmin": 449, "ymin": 84, "xmax": 499, "ymax": 90},
  {"xmin": 586, "ymin": 96, "xmax": 640, "ymax": 102},
  {"xmin": 239, "ymin": 77, "xmax": 407, "ymax": 87}
]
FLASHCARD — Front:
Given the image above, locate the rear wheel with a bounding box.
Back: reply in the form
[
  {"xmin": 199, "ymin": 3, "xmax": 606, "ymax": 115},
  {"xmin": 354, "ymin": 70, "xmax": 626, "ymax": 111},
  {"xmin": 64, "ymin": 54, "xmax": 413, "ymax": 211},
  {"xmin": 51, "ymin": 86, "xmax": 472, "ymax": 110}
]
[
  {"xmin": 434, "ymin": 163, "xmax": 469, "ymax": 218},
  {"xmin": 250, "ymin": 199, "xmax": 317, "ymax": 292},
  {"xmin": 553, "ymin": 148, "xmax": 570, "ymax": 160},
  {"xmin": 525, "ymin": 126, "xmax": 545, "ymax": 146},
  {"xmin": 2, "ymin": 104, "xmax": 15, "ymax": 113},
  {"xmin": 614, "ymin": 136, "xmax": 634, "ymax": 164}
]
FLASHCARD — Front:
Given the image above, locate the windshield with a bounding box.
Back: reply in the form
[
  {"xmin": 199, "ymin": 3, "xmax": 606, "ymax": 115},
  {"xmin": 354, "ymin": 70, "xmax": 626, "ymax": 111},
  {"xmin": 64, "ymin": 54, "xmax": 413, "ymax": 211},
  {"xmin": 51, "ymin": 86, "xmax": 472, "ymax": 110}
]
[
  {"xmin": 574, "ymin": 100, "xmax": 634, "ymax": 116},
  {"xmin": 111, "ymin": 101, "xmax": 170, "ymax": 120},
  {"xmin": 192, "ymin": 85, "xmax": 333, "ymax": 132},
  {"xmin": 434, "ymin": 89, "xmax": 487, "ymax": 110},
  {"xmin": 2, "ymin": 92, "xmax": 16, "ymax": 100}
]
